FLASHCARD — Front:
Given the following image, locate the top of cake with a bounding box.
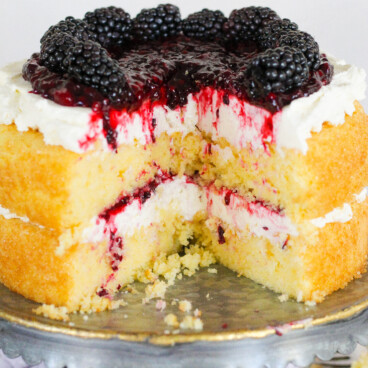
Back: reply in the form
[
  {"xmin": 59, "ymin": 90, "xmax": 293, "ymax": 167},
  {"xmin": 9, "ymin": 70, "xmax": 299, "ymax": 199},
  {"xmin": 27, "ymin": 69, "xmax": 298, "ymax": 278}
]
[
  {"xmin": 23, "ymin": 5, "xmax": 332, "ymax": 113},
  {"xmin": 0, "ymin": 5, "xmax": 366, "ymax": 153}
]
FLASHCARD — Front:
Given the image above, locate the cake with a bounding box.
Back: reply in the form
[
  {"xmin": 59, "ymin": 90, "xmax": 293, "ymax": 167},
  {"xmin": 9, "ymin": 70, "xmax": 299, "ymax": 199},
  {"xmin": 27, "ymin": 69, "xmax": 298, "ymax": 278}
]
[{"xmin": 0, "ymin": 5, "xmax": 367, "ymax": 313}]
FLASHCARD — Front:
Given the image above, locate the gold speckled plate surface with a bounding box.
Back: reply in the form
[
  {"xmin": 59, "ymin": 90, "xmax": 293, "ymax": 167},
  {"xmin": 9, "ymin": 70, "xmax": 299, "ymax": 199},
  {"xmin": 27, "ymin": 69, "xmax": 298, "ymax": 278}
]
[{"xmin": 1, "ymin": 265, "xmax": 368, "ymax": 345}]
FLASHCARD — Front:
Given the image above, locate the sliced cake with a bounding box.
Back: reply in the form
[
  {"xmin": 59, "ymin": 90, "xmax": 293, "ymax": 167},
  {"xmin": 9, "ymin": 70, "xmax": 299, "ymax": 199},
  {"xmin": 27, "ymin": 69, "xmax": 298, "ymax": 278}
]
[{"xmin": 0, "ymin": 5, "xmax": 367, "ymax": 312}]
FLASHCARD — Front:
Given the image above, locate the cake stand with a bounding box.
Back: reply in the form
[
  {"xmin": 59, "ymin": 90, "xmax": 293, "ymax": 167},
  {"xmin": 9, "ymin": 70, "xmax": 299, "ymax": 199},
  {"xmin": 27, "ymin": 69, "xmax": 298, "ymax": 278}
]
[{"xmin": 1, "ymin": 265, "xmax": 368, "ymax": 368}]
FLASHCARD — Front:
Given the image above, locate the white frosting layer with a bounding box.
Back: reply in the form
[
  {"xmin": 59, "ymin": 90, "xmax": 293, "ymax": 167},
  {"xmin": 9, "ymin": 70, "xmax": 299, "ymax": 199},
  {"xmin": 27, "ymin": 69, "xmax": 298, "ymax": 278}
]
[
  {"xmin": 274, "ymin": 54, "xmax": 366, "ymax": 154},
  {"xmin": 310, "ymin": 187, "xmax": 368, "ymax": 228},
  {"xmin": 206, "ymin": 186, "xmax": 298, "ymax": 246},
  {"xmin": 0, "ymin": 204, "xmax": 29, "ymax": 222},
  {"xmin": 310, "ymin": 203, "xmax": 353, "ymax": 228},
  {"xmin": 0, "ymin": 55, "xmax": 365, "ymax": 154},
  {"xmin": 0, "ymin": 62, "xmax": 103, "ymax": 153},
  {"xmin": 355, "ymin": 187, "xmax": 368, "ymax": 203}
]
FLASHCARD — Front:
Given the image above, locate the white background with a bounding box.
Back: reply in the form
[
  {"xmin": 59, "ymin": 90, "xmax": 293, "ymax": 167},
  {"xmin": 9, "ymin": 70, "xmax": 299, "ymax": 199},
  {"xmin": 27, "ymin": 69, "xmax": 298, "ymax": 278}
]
[{"xmin": 0, "ymin": 0, "xmax": 367, "ymax": 110}]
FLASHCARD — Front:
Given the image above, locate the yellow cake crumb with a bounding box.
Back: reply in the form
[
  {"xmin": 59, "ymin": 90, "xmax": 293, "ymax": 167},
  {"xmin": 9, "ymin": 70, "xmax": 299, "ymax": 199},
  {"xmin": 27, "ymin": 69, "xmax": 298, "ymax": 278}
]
[
  {"xmin": 139, "ymin": 244, "xmax": 216, "ymax": 286},
  {"xmin": 207, "ymin": 268, "xmax": 218, "ymax": 274},
  {"xmin": 145, "ymin": 280, "xmax": 168, "ymax": 300},
  {"xmin": 179, "ymin": 315, "xmax": 203, "ymax": 331},
  {"xmin": 278, "ymin": 294, "xmax": 289, "ymax": 302},
  {"xmin": 181, "ymin": 244, "xmax": 216, "ymax": 277},
  {"xmin": 33, "ymin": 304, "xmax": 69, "ymax": 321},
  {"xmin": 126, "ymin": 285, "xmax": 138, "ymax": 294},
  {"xmin": 110, "ymin": 299, "xmax": 128, "ymax": 310},
  {"xmin": 193, "ymin": 308, "xmax": 202, "ymax": 317},
  {"xmin": 164, "ymin": 313, "xmax": 179, "ymax": 328},
  {"xmin": 178, "ymin": 300, "xmax": 192, "ymax": 312}
]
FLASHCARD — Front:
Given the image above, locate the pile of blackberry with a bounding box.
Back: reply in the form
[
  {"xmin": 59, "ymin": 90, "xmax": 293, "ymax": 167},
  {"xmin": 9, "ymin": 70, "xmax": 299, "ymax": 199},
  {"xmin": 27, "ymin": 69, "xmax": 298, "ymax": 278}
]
[{"xmin": 31, "ymin": 4, "xmax": 327, "ymax": 108}]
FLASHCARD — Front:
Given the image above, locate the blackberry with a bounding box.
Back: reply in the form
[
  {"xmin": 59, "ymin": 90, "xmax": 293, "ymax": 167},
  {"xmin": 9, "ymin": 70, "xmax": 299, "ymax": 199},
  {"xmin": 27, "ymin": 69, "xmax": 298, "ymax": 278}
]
[
  {"xmin": 63, "ymin": 40, "xmax": 127, "ymax": 103},
  {"xmin": 133, "ymin": 4, "xmax": 182, "ymax": 42},
  {"xmin": 279, "ymin": 31, "xmax": 321, "ymax": 70},
  {"xmin": 245, "ymin": 46, "xmax": 309, "ymax": 98},
  {"xmin": 84, "ymin": 7, "xmax": 133, "ymax": 48},
  {"xmin": 40, "ymin": 32, "xmax": 78, "ymax": 73},
  {"xmin": 182, "ymin": 9, "xmax": 227, "ymax": 41},
  {"xmin": 258, "ymin": 18, "xmax": 298, "ymax": 49},
  {"xmin": 40, "ymin": 17, "xmax": 96, "ymax": 44},
  {"xmin": 223, "ymin": 6, "xmax": 280, "ymax": 42}
]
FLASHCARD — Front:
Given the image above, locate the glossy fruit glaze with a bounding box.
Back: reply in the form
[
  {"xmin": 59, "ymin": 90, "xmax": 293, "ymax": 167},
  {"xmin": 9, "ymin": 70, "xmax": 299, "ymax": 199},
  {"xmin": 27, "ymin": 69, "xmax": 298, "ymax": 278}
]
[{"xmin": 23, "ymin": 36, "xmax": 333, "ymax": 149}]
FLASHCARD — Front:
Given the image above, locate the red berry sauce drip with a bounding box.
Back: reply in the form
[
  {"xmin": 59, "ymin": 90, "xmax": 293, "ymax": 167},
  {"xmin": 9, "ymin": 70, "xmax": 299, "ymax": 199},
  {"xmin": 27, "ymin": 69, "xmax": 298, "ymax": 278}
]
[
  {"xmin": 23, "ymin": 38, "xmax": 333, "ymax": 150},
  {"xmin": 99, "ymin": 171, "xmax": 173, "ymax": 223},
  {"xmin": 109, "ymin": 232, "xmax": 124, "ymax": 271},
  {"xmin": 96, "ymin": 172, "xmax": 173, "ymax": 295},
  {"xmin": 224, "ymin": 191, "xmax": 231, "ymax": 206},
  {"xmin": 220, "ymin": 187, "xmax": 283, "ymax": 214},
  {"xmin": 218, "ymin": 225, "xmax": 226, "ymax": 244},
  {"xmin": 97, "ymin": 288, "xmax": 109, "ymax": 297}
]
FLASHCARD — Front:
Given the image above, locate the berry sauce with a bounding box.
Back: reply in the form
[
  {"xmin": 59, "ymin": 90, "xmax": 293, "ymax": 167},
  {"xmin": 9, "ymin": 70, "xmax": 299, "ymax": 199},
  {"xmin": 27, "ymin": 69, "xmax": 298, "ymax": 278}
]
[
  {"xmin": 22, "ymin": 37, "xmax": 333, "ymax": 150},
  {"xmin": 218, "ymin": 225, "xmax": 226, "ymax": 244},
  {"xmin": 99, "ymin": 171, "xmax": 172, "ymax": 223},
  {"xmin": 95, "ymin": 171, "xmax": 173, "ymax": 296}
]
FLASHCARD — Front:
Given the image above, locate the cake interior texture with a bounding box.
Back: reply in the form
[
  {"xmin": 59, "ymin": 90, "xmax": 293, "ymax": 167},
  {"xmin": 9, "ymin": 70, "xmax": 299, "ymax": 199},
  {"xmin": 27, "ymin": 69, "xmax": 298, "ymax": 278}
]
[
  {"xmin": 0, "ymin": 98, "xmax": 367, "ymax": 312},
  {"xmin": 0, "ymin": 4, "xmax": 367, "ymax": 314}
]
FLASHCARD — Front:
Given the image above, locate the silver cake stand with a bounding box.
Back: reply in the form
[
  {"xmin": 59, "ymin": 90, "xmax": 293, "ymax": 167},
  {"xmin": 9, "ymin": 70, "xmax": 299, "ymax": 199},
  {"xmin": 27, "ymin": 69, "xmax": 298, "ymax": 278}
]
[{"xmin": 1, "ymin": 265, "xmax": 368, "ymax": 368}]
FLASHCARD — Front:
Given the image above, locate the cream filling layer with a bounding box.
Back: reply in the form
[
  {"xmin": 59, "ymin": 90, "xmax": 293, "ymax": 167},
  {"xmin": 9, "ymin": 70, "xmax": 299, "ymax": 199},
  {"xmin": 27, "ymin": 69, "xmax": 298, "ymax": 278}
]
[
  {"xmin": 0, "ymin": 55, "xmax": 365, "ymax": 154},
  {"xmin": 82, "ymin": 177, "xmax": 206, "ymax": 243},
  {"xmin": 310, "ymin": 187, "xmax": 368, "ymax": 228},
  {"xmin": 206, "ymin": 185, "xmax": 298, "ymax": 247},
  {"xmin": 0, "ymin": 185, "xmax": 366, "ymax": 246},
  {"xmin": 81, "ymin": 180, "xmax": 299, "ymax": 248},
  {"xmin": 0, "ymin": 204, "xmax": 29, "ymax": 223}
]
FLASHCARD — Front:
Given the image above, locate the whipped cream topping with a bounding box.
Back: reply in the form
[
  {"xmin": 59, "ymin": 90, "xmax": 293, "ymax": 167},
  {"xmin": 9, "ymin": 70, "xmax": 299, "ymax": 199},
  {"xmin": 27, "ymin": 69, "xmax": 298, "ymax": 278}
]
[
  {"xmin": 274, "ymin": 54, "xmax": 366, "ymax": 154},
  {"xmin": 206, "ymin": 185, "xmax": 298, "ymax": 246},
  {"xmin": 310, "ymin": 187, "xmax": 368, "ymax": 228},
  {"xmin": 0, "ymin": 56, "xmax": 365, "ymax": 154}
]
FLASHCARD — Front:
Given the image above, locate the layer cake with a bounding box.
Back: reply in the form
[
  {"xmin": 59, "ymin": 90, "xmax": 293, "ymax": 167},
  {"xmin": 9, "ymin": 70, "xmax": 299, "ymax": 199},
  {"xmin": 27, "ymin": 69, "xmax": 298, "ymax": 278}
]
[{"xmin": 0, "ymin": 5, "xmax": 367, "ymax": 312}]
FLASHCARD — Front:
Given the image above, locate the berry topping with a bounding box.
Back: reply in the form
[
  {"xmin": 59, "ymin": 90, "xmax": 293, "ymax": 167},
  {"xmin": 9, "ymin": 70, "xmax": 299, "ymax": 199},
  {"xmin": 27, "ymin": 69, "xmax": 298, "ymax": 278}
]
[
  {"xmin": 84, "ymin": 7, "xmax": 133, "ymax": 48},
  {"xmin": 182, "ymin": 9, "xmax": 227, "ymax": 41},
  {"xmin": 258, "ymin": 18, "xmax": 298, "ymax": 49},
  {"xmin": 40, "ymin": 17, "xmax": 96, "ymax": 44},
  {"xmin": 24, "ymin": 3, "xmax": 334, "ymax": 143},
  {"xmin": 223, "ymin": 7, "xmax": 280, "ymax": 41},
  {"xmin": 278, "ymin": 31, "xmax": 321, "ymax": 70},
  {"xmin": 40, "ymin": 33, "xmax": 78, "ymax": 73},
  {"xmin": 133, "ymin": 4, "xmax": 182, "ymax": 42},
  {"xmin": 63, "ymin": 40, "xmax": 127, "ymax": 103},
  {"xmin": 245, "ymin": 46, "xmax": 309, "ymax": 98}
]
